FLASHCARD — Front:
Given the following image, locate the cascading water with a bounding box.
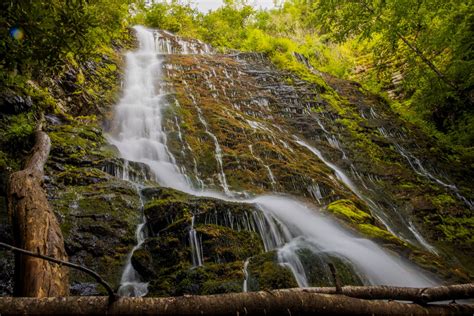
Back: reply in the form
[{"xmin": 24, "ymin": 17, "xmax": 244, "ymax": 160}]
[
  {"xmin": 110, "ymin": 26, "xmax": 437, "ymax": 295},
  {"xmin": 189, "ymin": 215, "xmax": 204, "ymax": 267},
  {"xmin": 117, "ymin": 184, "xmax": 148, "ymax": 297},
  {"xmin": 295, "ymin": 138, "xmax": 437, "ymax": 253},
  {"xmin": 108, "ymin": 26, "xmax": 190, "ymax": 193},
  {"xmin": 251, "ymin": 196, "xmax": 435, "ymax": 287},
  {"xmin": 394, "ymin": 143, "xmax": 473, "ymax": 210},
  {"xmin": 242, "ymin": 258, "xmax": 250, "ymax": 292},
  {"xmin": 248, "ymin": 144, "xmax": 276, "ymax": 189}
]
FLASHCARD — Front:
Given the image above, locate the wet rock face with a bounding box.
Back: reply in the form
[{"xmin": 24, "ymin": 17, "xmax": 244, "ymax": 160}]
[
  {"xmin": 131, "ymin": 187, "xmax": 369, "ymax": 295},
  {"xmin": 0, "ymin": 89, "xmax": 33, "ymax": 115},
  {"xmin": 46, "ymin": 118, "xmax": 143, "ymax": 294},
  {"xmin": 159, "ymin": 49, "xmax": 473, "ymax": 279},
  {"xmin": 162, "ymin": 54, "xmax": 348, "ymax": 202},
  {"xmin": 132, "ymin": 187, "xmax": 275, "ymax": 295}
]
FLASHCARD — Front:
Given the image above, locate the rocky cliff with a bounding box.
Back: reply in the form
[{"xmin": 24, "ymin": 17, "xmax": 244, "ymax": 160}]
[{"xmin": 0, "ymin": 27, "xmax": 472, "ymax": 297}]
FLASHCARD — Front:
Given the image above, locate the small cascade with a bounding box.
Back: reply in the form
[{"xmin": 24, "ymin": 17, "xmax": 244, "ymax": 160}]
[
  {"xmin": 253, "ymin": 196, "xmax": 436, "ymax": 287},
  {"xmin": 195, "ymin": 106, "xmax": 230, "ymax": 195},
  {"xmin": 394, "ymin": 143, "xmax": 473, "ymax": 210},
  {"xmin": 373, "ymin": 113, "xmax": 472, "ymax": 210},
  {"xmin": 307, "ymin": 183, "xmax": 324, "ymax": 203},
  {"xmin": 326, "ymin": 134, "xmax": 348, "ymax": 159},
  {"xmin": 248, "ymin": 144, "xmax": 276, "ymax": 189},
  {"xmin": 154, "ymin": 30, "xmax": 212, "ymax": 55},
  {"xmin": 277, "ymin": 240, "xmax": 309, "ymax": 287},
  {"xmin": 172, "ymin": 115, "xmax": 204, "ymax": 188},
  {"xmin": 408, "ymin": 220, "xmax": 438, "ymax": 255},
  {"xmin": 189, "ymin": 215, "xmax": 204, "ymax": 267},
  {"xmin": 242, "ymin": 258, "xmax": 250, "ymax": 292},
  {"xmin": 117, "ymin": 185, "xmax": 149, "ymax": 297},
  {"xmin": 251, "ymin": 209, "xmax": 292, "ymax": 252},
  {"xmin": 102, "ymin": 159, "xmax": 153, "ymax": 183},
  {"xmin": 295, "ymin": 138, "xmax": 438, "ymax": 253}
]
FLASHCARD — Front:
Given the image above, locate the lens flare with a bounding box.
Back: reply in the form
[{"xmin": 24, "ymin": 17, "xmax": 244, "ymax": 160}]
[{"xmin": 9, "ymin": 27, "xmax": 24, "ymax": 41}]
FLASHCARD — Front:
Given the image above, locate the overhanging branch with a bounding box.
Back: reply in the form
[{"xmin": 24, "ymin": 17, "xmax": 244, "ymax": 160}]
[{"xmin": 0, "ymin": 242, "xmax": 116, "ymax": 301}]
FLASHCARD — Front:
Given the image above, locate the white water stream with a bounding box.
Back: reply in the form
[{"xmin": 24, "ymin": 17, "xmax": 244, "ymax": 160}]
[
  {"xmin": 110, "ymin": 26, "xmax": 436, "ymax": 296},
  {"xmin": 295, "ymin": 139, "xmax": 437, "ymax": 254}
]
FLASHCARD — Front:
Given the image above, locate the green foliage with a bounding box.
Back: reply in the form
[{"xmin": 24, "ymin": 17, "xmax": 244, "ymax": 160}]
[
  {"xmin": 0, "ymin": 112, "xmax": 35, "ymax": 152},
  {"xmin": 438, "ymin": 217, "xmax": 474, "ymax": 243},
  {"xmin": 0, "ymin": 0, "xmax": 131, "ymax": 76},
  {"xmin": 310, "ymin": 0, "xmax": 473, "ymax": 146},
  {"xmin": 139, "ymin": 1, "xmax": 202, "ymax": 38}
]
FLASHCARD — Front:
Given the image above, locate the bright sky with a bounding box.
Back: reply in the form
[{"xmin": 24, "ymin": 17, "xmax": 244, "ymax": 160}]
[{"xmin": 192, "ymin": 0, "xmax": 277, "ymax": 12}]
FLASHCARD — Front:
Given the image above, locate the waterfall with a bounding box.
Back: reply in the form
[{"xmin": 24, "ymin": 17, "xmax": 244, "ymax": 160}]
[
  {"xmin": 117, "ymin": 184, "xmax": 148, "ymax": 297},
  {"xmin": 242, "ymin": 258, "xmax": 250, "ymax": 292},
  {"xmin": 110, "ymin": 26, "xmax": 437, "ymax": 295},
  {"xmin": 295, "ymin": 138, "xmax": 438, "ymax": 253},
  {"xmin": 108, "ymin": 25, "xmax": 191, "ymax": 194},
  {"xmin": 251, "ymin": 196, "xmax": 435, "ymax": 287},
  {"xmin": 189, "ymin": 215, "xmax": 204, "ymax": 267},
  {"xmin": 248, "ymin": 144, "xmax": 276, "ymax": 189},
  {"xmin": 195, "ymin": 106, "xmax": 230, "ymax": 195},
  {"xmin": 394, "ymin": 143, "xmax": 473, "ymax": 210}
]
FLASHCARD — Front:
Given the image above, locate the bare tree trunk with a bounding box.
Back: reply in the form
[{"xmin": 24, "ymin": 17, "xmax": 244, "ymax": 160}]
[
  {"xmin": 7, "ymin": 125, "xmax": 69, "ymax": 297},
  {"xmin": 0, "ymin": 291, "xmax": 472, "ymax": 315}
]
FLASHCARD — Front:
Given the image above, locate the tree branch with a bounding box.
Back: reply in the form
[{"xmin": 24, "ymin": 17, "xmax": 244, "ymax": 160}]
[
  {"xmin": 356, "ymin": 0, "xmax": 457, "ymax": 89},
  {"xmin": 0, "ymin": 242, "xmax": 117, "ymax": 302}
]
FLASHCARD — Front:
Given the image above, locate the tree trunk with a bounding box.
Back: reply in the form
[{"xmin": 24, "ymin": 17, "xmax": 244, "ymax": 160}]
[
  {"xmin": 0, "ymin": 291, "xmax": 472, "ymax": 315},
  {"xmin": 7, "ymin": 127, "xmax": 69, "ymax": 297}
]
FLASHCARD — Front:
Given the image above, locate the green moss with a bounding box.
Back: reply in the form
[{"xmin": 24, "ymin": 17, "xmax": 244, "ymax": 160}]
[
  {"xmin": 247, "ymin": 252, "xmax": 297, "ymax": 291},
  {"xmin": 198, "ymin": 224, "xmax": 263, "ymax": 263},
  {"xmin": 399, "ymin": 182, "xmax": 417, "ymax": 190},
  {"xmin": 431, "ymin": 194, "xmax": 456, "ymax": 208},
  {"xmin": 0, "ymin": 112, "xmax": 36, "ymax": 154},
  {"xmin": 56, "ymin": 167, "xmax": 110, "ymax": 186},
  {"xmin": 357, "ymin": 223, "xmax": 402, "ymax": 243},
  {"xmin": 297, "ymin": 248, "xmax": 363, "ymax": 286},
  {"xmin": 327, "ymin": 199, "xmax": 372, "ymax": 223},
  {"xmin": 437, "ymin": 217, "xmax": 474, "ymax": 243}
]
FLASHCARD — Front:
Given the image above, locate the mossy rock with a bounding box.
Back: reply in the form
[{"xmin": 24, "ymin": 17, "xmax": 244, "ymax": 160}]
[
  {"xmin": 55, "ymin": 167, "xmax": 111, "ymax": 186},
  {"xmin": 47, "ymin": 118, "xmax": 114, "ymax": 166},
  {"xmin": 297, "ymin": 248, "xmax": 364, "ymax": 286},
  {"xmin": 327, "ymin": 199, "xmax": 372, "ymax": 224},
  {"xmin": 143, "ymin": 187, "xmax": 261, "ymax": 235},
  {"xmin": 50, "ymin": 179, "xmax": 141, "ymax": 292},
  {"xmin": 198, "ymin": 224, "xmax": 263, "ymax": 263},
  {"xmin": 174, "ymin": 262, "xmax": 244, "ymax": 295},
  {"xmin": 246, "ymin": 251, "xmax": 297, "ymax": 291}
]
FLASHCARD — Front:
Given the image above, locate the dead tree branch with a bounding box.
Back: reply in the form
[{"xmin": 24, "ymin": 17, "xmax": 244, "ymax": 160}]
[{"xmin": 0, "ymin": 242, "xmax": 116, "ymax": 301}]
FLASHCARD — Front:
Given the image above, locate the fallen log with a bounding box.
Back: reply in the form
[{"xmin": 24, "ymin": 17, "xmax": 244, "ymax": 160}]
[
  {"xmin": 300, "ymin": 283, "xmax": 474, "ymax": 303},
  {"xmin": 7, "ymin": 122, "xmax": 68, "ymax": 297},
  {"xmin": 0, "ymin": 291, "xmax": 472, "ymax": 315}
]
